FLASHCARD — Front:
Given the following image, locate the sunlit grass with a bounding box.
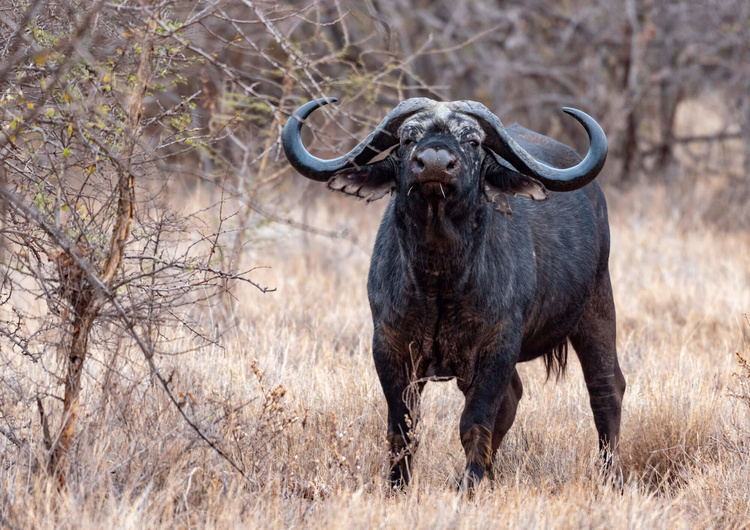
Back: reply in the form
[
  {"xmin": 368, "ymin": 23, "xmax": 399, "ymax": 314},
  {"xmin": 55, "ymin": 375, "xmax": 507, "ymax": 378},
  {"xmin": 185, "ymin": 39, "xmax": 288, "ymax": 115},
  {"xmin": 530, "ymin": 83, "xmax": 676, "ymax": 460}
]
[{"xmin": 1, "ymin": 182, "xmax": 749, "ymax": 529}]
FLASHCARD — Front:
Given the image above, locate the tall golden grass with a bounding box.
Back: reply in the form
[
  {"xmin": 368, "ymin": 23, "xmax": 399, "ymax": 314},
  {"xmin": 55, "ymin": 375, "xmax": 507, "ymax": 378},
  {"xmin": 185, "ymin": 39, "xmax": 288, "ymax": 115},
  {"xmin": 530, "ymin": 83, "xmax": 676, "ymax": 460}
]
[{"xmin": 2, "ymin": 176, "xmax": 748, "ymax": 529}]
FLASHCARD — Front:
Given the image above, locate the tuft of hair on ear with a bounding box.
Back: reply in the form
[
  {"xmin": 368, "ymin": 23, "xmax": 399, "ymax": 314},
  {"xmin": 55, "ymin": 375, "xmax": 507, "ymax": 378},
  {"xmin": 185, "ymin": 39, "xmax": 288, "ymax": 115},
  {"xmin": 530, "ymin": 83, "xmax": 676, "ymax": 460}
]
[
  {"xmin": 326, "ymin": 157, "xmax": 397, "ymax": 202},
  {"xmin": 484, "ymin": 185, "xmax": 513, "ymax": 214},
  {"xmin": 483, "ymin": 156, "xmax": 549, "ymax": 208}
]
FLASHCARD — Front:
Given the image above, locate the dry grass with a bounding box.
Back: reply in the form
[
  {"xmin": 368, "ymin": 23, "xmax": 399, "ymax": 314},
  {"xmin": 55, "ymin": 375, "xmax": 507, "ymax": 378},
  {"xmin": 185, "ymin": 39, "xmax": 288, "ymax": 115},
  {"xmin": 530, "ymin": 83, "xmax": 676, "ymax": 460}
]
[{"xmin": 1, "ymin": 180, "xmax": 749, "ymax": 529}]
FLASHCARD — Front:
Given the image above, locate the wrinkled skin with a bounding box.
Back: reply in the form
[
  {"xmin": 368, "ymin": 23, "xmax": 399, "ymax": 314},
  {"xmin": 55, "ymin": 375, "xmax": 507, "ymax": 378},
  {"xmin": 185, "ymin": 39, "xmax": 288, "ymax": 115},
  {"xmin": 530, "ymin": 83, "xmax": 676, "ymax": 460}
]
[{"xmin": 284, "ymin": 101, "xmax": 625, "ymax": 492}]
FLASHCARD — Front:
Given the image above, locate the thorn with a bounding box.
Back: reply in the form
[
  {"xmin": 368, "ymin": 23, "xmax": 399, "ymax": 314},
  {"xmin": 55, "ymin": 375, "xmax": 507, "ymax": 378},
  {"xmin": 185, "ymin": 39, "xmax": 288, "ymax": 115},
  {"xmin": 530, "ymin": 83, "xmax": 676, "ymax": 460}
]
[
  {"xmin": 439, "ymin": 183, "xmax": 445, "ymax": 198},
  {"xmin": 408, "ymin": 186, "xmax": 413, "ymax": 196}
]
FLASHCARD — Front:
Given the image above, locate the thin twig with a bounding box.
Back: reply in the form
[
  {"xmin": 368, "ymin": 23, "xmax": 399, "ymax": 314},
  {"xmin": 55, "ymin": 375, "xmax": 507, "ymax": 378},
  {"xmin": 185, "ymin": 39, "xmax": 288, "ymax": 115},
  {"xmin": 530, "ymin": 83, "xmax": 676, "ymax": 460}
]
[{"xmin": 0, "ymin": 424, "xmax": 23, "ymax": 449}]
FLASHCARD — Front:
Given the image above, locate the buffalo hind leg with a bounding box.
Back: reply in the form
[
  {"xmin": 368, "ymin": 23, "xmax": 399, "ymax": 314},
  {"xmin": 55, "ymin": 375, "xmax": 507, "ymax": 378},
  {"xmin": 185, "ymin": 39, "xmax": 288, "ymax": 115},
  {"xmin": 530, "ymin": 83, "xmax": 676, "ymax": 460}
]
[
  {"xmin": 486, "ymin": 368, "xmax": 523, "ymax": 480},
  {"xmin": 569, "ymin": 271, "xmax": 626, "ymax": 471}
]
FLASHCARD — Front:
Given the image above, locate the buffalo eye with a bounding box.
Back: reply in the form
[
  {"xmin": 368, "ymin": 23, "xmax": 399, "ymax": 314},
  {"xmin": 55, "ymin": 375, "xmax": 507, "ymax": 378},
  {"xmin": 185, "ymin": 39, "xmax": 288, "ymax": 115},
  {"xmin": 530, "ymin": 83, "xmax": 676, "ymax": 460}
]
[
  {"xmin": 401, "ymin": 137, "xmax": 414, "ymax": 147},
  {"xmin": 463, "ymin": 139, "xmax": 480, "ymax": 149}
]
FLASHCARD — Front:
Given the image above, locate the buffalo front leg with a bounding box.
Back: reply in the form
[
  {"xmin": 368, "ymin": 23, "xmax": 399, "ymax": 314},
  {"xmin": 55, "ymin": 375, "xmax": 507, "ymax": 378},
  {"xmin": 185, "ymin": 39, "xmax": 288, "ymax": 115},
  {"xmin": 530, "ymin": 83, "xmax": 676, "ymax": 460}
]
[
  {"xmin": 569, "ymin": 271, "xmax": 626, "ymax": 469},
  {"xmin": 491, "ymin": 368, "xmax": 523, "ymax": 458},
  {"xmin": 457, "ymin": 346, "xmax": 519, "ymax": 492},
  {"xmin": 483, "ymin": 368, "xmax": 523, "ymax": 482},
  {"xmin": 373, "ymin": 347, "xmax": 424, "ymax": 489},
  {"xmin": 385, "ymin": 379, "xmax": 424, "ymax": 489}
]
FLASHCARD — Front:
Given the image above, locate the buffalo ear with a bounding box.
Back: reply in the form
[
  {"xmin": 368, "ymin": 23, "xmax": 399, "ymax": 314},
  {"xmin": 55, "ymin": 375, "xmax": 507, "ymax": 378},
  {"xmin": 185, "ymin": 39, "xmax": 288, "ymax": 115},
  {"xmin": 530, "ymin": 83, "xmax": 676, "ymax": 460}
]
[
  {"xmin": 483, "ymin": 158, "xmax": 548, "ymax": 213},
  {"xmin": 327, "ymin": 158, "xmax": 396, "ymax": 202}
]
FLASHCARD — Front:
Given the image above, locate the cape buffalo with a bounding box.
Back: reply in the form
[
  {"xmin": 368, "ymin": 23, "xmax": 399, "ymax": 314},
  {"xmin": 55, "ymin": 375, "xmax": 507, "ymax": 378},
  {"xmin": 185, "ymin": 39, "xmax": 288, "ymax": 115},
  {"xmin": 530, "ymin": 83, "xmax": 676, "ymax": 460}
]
[{"xmin": 282, "ymin": 97, "xmax": 625, "ymax": 491}]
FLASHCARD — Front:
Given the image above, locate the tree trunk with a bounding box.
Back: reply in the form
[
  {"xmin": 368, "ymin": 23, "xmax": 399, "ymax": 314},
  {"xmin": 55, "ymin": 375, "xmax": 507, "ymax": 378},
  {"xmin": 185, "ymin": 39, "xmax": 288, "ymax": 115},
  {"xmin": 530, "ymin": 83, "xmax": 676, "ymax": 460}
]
[
  {"xmin": 742, "ymin": 87, "xmax": 750, "ymax": 180},
  {"xmin": 620, "ymin": 0, "xmax": 640, "ymax": 183},
  {"xmin": 47, "ymin": 13, "xmax": 155, "ymax": 488},
  {"xmin": 48, "ymin": 286, "xmax": 97, "ymax": 487},
  {"xmin": 655, "ymin": 32, "xmax": 683, "ymax": 173}
]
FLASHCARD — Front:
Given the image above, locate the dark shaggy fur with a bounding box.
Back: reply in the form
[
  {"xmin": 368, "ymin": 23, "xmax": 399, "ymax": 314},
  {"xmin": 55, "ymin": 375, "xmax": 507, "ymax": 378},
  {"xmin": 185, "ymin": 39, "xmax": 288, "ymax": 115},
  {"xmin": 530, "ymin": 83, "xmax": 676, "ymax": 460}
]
[{"xmin": 544, "ymin": 340, "xmax": 569, "ymax": 380}]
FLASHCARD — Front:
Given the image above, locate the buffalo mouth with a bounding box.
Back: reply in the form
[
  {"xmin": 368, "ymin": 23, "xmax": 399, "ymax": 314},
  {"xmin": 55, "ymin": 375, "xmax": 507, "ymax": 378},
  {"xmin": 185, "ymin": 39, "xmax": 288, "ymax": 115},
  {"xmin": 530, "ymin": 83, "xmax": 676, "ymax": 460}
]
[{"xmin": 415, "ymin": 179, "xmax": 456, "ymax": 198}]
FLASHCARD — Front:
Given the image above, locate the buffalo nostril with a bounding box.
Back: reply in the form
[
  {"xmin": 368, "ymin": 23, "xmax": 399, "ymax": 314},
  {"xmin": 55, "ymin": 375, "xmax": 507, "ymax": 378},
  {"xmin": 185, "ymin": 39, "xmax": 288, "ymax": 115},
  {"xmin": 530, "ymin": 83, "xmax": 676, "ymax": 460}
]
[{"xmin": 415, "ymin": 148, "xmax": 457, "ymax": 174}]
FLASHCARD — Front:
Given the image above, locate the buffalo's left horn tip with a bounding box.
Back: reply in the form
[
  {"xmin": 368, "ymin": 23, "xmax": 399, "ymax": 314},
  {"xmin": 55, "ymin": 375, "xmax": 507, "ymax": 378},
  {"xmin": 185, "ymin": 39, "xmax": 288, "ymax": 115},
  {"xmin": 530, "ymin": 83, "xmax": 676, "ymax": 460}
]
[{"xmin": 561, "ymin": 107, "xmax": 585, "ymax": 121}]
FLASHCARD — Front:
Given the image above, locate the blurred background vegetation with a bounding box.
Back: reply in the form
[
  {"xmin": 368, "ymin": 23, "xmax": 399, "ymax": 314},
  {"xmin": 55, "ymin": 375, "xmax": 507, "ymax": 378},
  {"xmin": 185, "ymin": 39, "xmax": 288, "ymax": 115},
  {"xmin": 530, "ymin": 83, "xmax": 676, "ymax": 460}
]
[
  {"xmin": 0, "ymin": 0, "xmax": 749, "ymax": 518},
  {"xmin": 4, "ymin": 0, "xmax": 749, "ymax": 224}
]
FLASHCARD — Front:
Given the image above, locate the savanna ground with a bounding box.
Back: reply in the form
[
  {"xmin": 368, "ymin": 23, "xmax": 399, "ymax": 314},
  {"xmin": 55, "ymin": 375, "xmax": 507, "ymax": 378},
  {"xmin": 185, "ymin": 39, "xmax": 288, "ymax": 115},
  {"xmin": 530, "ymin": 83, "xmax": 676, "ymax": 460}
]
[
  {"xmin": 2, "ymin": 170, "xmax": 750, "ymax": 528},
  {"xmin": 2, "ymin": 2, "xmax": 750, "ymax": 528}
]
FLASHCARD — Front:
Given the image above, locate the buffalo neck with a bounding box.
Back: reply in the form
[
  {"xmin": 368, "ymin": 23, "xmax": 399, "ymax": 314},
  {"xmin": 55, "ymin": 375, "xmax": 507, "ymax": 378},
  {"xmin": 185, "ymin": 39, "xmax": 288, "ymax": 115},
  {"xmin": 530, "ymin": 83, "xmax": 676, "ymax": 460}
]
[{"xmin": 393, "ymin": 195, "xmax": 492, "ymax": 295}]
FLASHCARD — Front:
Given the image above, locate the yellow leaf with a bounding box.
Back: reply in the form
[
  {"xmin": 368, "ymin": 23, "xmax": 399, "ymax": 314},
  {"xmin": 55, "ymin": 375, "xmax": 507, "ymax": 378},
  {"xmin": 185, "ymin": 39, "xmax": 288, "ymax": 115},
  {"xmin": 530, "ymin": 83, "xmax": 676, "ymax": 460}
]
[
  {"xmin": 27, "ymin": 103, "xmax": 34, "ymax": 109},
  {"xmin": 103, "ymin": 73, "xmax": 111, "ymax": 83},
  {"xmin": 61, "ymin": 204, "xmax": 68, "ymax": 211},
  {"xmin": 9, "ymin": 136, "xmax": 15, "ymax": 142},
  {"xmin": 63, "ymin": 147, "xmax": 70, "ymax": 158},
  {"xmin": 63, "ymin": 92, "xmax": 72, "ymax": 103},
  {"xmin": 67, "ymin": 125, "xmax": 73, "ymax": 136},
  {"xmin": 116, "ymin": 48, "xmax": 123, "ymax": 55},
  {"xmin": 89, "ymin": 165, "xmax": 95, "ymax": 174},
  {"xmin": 46, "ymin": 108, "xmax": 54, "ymax": 117}
]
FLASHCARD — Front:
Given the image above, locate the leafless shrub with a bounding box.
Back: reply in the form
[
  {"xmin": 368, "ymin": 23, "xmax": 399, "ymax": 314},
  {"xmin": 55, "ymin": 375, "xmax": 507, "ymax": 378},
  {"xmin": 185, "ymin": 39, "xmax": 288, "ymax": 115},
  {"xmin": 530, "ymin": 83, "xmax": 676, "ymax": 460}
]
[{"xmin": 0, "ymin": 0, "xmax": 272, "ymax": 488}]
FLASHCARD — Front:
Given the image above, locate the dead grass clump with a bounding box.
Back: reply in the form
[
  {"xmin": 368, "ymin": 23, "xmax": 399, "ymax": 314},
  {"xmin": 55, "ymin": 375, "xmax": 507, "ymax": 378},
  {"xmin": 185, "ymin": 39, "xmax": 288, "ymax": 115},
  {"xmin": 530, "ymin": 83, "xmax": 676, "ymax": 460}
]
[
  {"xmin": 623, "ymin": 376, "xmax": 724, "ymax": 491},
  {"xmin": 677, "ymin": 452, "xmax": 750, "ymax": 528},
  {"xmin": 728, "ymin": 316, "xmax": 750, "ymax": 422}
]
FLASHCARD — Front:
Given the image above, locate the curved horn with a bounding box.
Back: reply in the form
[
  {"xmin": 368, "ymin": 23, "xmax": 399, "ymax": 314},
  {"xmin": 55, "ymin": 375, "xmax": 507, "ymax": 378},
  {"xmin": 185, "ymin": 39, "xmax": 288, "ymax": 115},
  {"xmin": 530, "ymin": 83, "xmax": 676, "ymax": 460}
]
[
  {"xmin": 282, "ymin": 97, "xmax": 435, "ymax": 182},
  {"xmin": 452, "ymin": 101, "xmax": 608, "ymax": 191}
]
